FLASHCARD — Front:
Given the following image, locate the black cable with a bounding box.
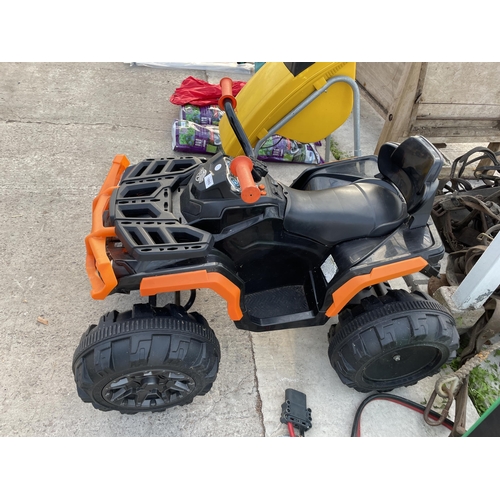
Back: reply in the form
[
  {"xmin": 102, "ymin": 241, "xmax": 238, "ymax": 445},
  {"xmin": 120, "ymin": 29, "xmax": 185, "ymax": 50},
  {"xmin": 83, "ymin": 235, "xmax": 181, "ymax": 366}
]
[
  {"xmin": 351, "ymin": 393, "xmax": 455, "ymax": 437},
  {"xmin": 183, "ymin": 289, "xmax": 196, "ymax": 312}
]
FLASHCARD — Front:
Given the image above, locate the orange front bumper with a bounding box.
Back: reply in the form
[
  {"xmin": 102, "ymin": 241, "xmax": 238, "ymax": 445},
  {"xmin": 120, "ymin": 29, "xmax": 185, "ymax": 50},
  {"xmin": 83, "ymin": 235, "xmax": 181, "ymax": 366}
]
[{"xmin": 85, "ymin": 154, "xmax": 130, "ymax": 299}]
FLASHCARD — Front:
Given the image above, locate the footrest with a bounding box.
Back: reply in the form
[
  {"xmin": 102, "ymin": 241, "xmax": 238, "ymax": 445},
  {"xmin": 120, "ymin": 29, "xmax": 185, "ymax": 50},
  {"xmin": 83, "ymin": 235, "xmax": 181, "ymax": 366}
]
[{"xmin": 245, "ymin": 285, "xmax": 310, "ymax": 319}]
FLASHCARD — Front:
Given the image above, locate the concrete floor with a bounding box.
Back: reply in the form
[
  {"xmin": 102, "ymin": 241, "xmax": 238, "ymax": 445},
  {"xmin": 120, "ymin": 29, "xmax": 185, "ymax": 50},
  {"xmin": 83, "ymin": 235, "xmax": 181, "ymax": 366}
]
[{"xmin": 0, "ymin": 62, "xmax": 481, "ymax": 437}]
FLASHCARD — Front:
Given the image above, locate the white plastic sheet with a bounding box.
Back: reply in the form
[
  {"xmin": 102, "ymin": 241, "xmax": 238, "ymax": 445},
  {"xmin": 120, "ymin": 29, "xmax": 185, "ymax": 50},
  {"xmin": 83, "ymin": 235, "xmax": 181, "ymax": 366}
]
[{"xmin": 130, "ymin": 62, "xmax": 255, "ymax": 74}]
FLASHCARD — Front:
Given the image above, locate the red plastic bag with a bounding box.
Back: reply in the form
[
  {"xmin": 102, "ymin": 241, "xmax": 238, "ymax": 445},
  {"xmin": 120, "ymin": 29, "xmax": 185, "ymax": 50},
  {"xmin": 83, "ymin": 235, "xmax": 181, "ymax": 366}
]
[{"xmin": 170, "ymin": 76, "xmax": 246, "ymax": 106}]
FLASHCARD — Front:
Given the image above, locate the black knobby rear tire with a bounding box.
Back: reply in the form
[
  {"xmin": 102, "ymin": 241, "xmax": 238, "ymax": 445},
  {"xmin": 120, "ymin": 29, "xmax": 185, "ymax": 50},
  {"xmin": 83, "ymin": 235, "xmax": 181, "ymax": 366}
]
[
  {"xmin": 72, "ymin": 303, "xmax": 220, "ymax": 414},
  {"xmin": 327, "ymin": 289, "xmax": 459, "ymax": 393}
]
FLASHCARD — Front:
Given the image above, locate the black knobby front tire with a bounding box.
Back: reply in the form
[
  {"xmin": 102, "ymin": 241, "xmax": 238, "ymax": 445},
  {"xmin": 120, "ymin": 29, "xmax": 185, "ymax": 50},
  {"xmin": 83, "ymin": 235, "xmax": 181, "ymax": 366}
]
[
  {"xmin": 73, "ymin": 303, "xmax": 220, "ymax": 414},
  {"xmin": 328, "ymin": 289, "xmax": 459, "ymax": 393}
]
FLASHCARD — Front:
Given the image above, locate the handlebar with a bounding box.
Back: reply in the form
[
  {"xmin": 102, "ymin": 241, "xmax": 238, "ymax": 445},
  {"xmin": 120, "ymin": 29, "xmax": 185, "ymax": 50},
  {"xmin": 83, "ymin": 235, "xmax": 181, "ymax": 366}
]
[
  {"xmin": 230, "ymin": 156, "xmax": 261, "ymax": 204},
  {"xmin": 218, "ymin": 77, "xmax": 255, "ymax": 158},
  {"xmin": 219, "ymin": 77, "xmax": 261, "ymax": 203},
  {"xmin": 218, "ymin": 77, "xmax": 237, "ymax": 109}
]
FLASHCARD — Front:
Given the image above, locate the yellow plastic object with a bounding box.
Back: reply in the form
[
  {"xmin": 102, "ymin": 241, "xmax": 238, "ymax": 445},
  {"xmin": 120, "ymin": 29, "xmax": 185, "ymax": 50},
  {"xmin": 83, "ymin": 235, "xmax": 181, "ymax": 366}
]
[{"xmin": 219, "ymin": 62, "xmax": 356, "ymax": 157}]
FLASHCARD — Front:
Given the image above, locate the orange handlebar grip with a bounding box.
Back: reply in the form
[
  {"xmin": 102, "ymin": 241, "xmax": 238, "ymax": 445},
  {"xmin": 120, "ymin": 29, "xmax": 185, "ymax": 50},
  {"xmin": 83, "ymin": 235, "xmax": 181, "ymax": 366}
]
[
  {"xmin": 218, "ymin": 77, "xmax": 237, "ymax": 109},
  {"xmin": 220, "ymin": 77, "xmax": 233, "ymax": 96},
  {"xmin": 230, "ymin": 156, "xmax": 261, "ymax": 204}
]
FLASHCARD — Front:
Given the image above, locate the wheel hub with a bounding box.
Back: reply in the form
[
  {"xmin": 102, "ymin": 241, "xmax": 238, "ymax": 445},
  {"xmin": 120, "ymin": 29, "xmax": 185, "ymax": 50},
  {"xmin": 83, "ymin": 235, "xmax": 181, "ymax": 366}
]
[
  {"xmin": 102, "ymin": 369, "xmax": 196, "ymax": 410},
  {"xmin": 364, "ymin": 345, "xmax": 442, "ymax": 384}
]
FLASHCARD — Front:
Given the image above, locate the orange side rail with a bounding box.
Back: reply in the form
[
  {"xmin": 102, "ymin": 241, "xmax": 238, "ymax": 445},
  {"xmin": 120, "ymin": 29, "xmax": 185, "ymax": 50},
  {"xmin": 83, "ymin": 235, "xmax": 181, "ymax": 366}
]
[
  {"xmin": 85, "ymin": 154, "xmax": 130, "ymax": 300},
  {"xmin": 326, "ymin": 257, "xmax": 428, "ymax": 317},
  {"xmin": 140, "ymin": 270, "xmax": 244, "ymax": 321}
]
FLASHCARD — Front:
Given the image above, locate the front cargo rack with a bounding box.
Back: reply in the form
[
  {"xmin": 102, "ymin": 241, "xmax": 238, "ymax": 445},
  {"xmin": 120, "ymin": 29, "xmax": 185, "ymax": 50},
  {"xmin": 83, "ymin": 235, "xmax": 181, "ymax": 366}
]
[{"xmin": 85, "ymin": 155, "xmax": 213, "ymax": 299}]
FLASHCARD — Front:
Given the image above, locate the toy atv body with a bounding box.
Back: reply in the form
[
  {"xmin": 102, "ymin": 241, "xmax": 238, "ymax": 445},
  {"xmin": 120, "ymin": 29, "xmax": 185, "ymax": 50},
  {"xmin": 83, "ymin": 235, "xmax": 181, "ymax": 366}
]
[{"xmin": 73, "ymin": 65, "xmax": 459, "ymax": 414}]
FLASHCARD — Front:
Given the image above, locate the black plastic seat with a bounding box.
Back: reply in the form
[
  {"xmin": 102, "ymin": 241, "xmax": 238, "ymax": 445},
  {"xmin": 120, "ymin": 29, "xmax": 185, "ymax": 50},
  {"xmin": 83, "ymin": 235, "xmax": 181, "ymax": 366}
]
[
  {"xmin": 283, "ymin": 136, "xmax": 443, "ymax": 245},
  {"xmin": 284, "ymin": 178, "xmax": 407, "ymax": 246},
  {"xmin": 378, "ymin": 136, "xmax": 443, "ymax": 214}
]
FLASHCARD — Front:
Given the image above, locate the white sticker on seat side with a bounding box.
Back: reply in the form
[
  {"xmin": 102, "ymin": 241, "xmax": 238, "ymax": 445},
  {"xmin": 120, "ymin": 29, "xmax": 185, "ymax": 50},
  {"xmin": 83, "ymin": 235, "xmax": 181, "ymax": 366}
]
[{"xmin": 321, "ymin": 255, "xmax": 338, "ymax": 282}]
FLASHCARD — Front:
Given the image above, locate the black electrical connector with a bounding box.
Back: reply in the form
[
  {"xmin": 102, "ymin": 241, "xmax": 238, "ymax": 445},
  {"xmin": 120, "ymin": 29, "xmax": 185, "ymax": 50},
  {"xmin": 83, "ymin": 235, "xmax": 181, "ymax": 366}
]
[{"xmin": 280, "ymin": 389, "xmax": 312, "ymax": 437}]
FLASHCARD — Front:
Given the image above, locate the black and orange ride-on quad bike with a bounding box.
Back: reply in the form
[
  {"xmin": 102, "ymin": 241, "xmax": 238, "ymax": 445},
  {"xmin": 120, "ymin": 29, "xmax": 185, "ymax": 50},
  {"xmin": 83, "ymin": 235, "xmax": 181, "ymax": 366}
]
[{"xmin": 73, "ymin": 63, "xmax": 459, "ymax": 414}]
